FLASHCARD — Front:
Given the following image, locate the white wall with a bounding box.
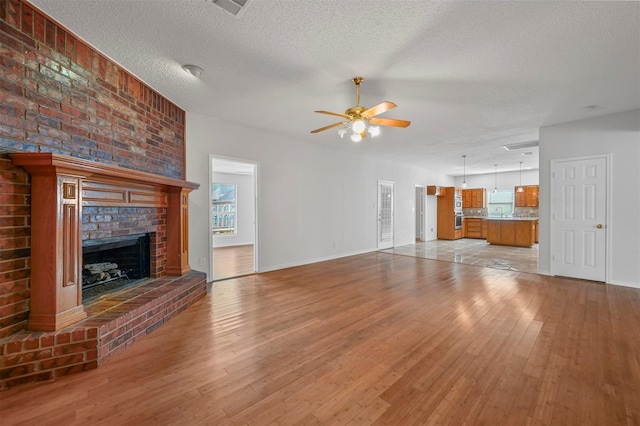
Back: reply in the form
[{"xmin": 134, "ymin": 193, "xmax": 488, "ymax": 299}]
[
  {"xmin": 186, "ymin": 112, "xmax": 454, "ymax": 281},
  {"xmin": 212, "ymin": 171, "xmax": 255, "ymax": 248},
  {"xmin": 453, "ymin": 169, "xmax": 539, "ymax": 191},
  {"xmin": 539, "ymin": 109, "xmax": 640, "ymax": 288}
]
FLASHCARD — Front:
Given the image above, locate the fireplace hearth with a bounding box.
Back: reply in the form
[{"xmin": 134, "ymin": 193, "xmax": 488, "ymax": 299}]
[
  {"xmin": 2, "ymin": 152, "xmax": 206, "ymax": 390},
  {"xmin": 9, "ymin": 152, "xmax": 199, "ymax": 332}
]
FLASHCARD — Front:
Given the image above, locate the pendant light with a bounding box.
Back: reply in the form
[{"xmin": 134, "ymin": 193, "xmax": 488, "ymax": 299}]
[
  {"xmin": 517, "ymin": 161, "xmax": 524, "ymax": 193},
  {"xmin": 492, "ymin": 164, "xmax": 498, "ymax": 193},
  {"xmin": 461, "ymin": 155, "xmax": 468, "ymax": 188}
]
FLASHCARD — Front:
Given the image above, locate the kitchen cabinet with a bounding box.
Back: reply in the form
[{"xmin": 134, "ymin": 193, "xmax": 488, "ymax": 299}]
[
  {"xmin": 464, "ymin": 217, "xmax": 484, "ymax": 239},
  {"xmin": 462, "ymin": 188, "xmax": 486, "ymax": 208},
  {"xmin": 472, "ymin": 188, "xmax": 486, "ymax": 208},
  {"xmin": 515, "ymin": 185, "xmax": 539, "ymax": 207},
  {"xmin": 462, "ymin": 190, "xmax": 472, "ymax": 208},
  {"xmin": 486, "ymin": 219, "xmax": 537, "ymax": 247},
  {"xmin": 427, "ymin": 185, "xmax": 442, "ymax": 196},
  {"xmin": 436, "ymin": 186, "xmax": 462, "ymax": 240}
]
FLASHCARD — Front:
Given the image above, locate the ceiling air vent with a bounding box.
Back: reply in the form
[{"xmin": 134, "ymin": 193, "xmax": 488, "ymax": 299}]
[
  {"xmin": 502, "ymin": 140, "xmax": 539, "ymax": 151},
  {"xmin": 208, "ymin": 0, "xmax": 249, "ymax": 16}
]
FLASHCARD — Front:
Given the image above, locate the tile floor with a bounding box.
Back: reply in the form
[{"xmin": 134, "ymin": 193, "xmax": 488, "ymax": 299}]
[{"xmin": 380, "ymin": 238, "xmax": 538, "ymax": 274}]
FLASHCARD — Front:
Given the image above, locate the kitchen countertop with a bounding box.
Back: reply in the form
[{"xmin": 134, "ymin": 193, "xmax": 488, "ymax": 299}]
[
  {"xmin": 485, "ymin": 217, "xmax": 538, "ymax": 221},
  {"xmin": 463, "ymin": 216, "xmax": 538, "ymax": 220}
]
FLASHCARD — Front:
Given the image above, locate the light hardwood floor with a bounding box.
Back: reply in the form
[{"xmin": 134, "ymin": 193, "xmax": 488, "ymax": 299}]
[
  {"xmin": 1, "ymin": 253, "xmax": 638, "ymax": 425},
  {"xmin": 213, "ymin": 244, "xmax": 254, "ymax": 281}
]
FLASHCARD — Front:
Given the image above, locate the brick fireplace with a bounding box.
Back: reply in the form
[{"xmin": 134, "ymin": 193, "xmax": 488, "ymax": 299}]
[
  {"xmin": 0, "ymin": 153, "xmax": 207, "ymax": 389},
  {"xmin": 0, "ymin": 1, "xmax": 207, "ymax": 389}
]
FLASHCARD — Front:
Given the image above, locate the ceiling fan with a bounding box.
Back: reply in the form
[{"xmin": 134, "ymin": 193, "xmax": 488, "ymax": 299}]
[{"xmin": 311, "ymin": 76, "xmax": 411, "ymax": 142}]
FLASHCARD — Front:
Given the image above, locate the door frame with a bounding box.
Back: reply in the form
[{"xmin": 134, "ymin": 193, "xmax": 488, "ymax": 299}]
[
  {"xmin": 209, "ymin": 154, "xmax": 259, "ymax": 278},
  {"xmin": 549, "ymin": 154, "xmax": 611, "ymax": 283}
]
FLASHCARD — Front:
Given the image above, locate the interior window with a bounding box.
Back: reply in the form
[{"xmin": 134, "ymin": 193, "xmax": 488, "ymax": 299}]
[
  {"xmin": 488, "ymin": 189, "xmax": 514, "ymax": 217},
  {"xmin": 212, "ymin": 183, "xmax": 237, "ymax": 235}
]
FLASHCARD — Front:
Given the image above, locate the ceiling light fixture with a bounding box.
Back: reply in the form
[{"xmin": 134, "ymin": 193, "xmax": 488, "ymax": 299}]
[
  {"xmin": 461, "ymin": 155, "xmax": 468, "ymax": 188},
  {"xmin": 311, "ymin": 76, "xmax": 410, "ymax": 142},
  {"xmin": 492, "ymin": 164, "xmax": 498, "ymax": 193},
  {"xmin": 182, "ymin": 64, "xmax": 204, "ymax": 77},
  {"xmin": 517, "ymin": 161, "xmax": 524, "ymax": 193}
]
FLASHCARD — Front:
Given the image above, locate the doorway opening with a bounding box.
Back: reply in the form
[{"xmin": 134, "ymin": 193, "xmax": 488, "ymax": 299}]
[{"xmin": 210, "ymin": 157, "xmax": 258, "ymax": 281}]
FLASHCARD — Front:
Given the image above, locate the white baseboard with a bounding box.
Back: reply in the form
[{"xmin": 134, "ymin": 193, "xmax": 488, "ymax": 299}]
[
  {"xmin": 607, "ymin": 279, "xmax": 640, "ymax": 289},
  {"xmin": 257, "ymin": 248, "xmax": 378, "ymax": 273}
]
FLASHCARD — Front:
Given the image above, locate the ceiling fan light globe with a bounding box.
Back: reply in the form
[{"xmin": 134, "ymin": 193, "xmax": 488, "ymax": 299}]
[
  {"xmin": 351, "ymin": 133, "xmax": 362, "ymax": 143},
  {"xmin": 351, "ymin": 119, "xmax": 366, "ymax": 133},
  {"xmin": 368, "ymin": 125, "xmax": 380, "ymax": 137}
]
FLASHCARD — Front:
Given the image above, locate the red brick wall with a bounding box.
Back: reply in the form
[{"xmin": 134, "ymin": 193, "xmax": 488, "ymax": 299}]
[
  {"xmin": 0, "ymin": 157, "xmax": 30, "ymax": 337},
  {"xmin": 0, "ymin": 0, "xmax": 186, "ymax": 338}
]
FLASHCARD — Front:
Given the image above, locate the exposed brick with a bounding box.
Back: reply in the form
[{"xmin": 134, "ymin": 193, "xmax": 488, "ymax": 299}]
[
  {"xmin": 55, "ymin": 332, "xmax": 70, "ymax": 345},
  {"xmin": 0, "ymin": 363, "xmax": 35, "ymax": 379},
  {"xmin": 40, "ymin": 334, "xmax": 54, "ymax": 347},
  {"xmin": 70, "ymin": 329, "xmax": 85, "ymax": 342},
  {"xmin": 53, "ymin": 340, "xmax": 97, "ymax": 356},
  {"xmin": 0, "ymin": 0, "xmax": 197, "ymax": 381},
  {"xmin": 5, "ymin": 340, "xmax": 22, "ymax": 354},
  {"xmin": 23, "ymin": 336, "xmax": 38, "ymax": 350}
]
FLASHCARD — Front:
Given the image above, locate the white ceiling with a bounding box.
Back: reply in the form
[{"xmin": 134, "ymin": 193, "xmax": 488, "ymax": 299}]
[{"xmin": 29, "ymin": 0, "xmax": 640, "ymax": 177}]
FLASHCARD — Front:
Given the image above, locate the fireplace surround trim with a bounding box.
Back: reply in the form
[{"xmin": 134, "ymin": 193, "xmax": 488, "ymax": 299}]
[{"xmin": 9, "ymin": 153, "xmax": 200, "ymax": 331}]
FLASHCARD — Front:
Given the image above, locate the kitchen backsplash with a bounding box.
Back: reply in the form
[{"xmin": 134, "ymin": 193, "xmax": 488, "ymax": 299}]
[
  {"xmin": 462, "ymin": 208, "xmax": 488, "ymax": 217},
  {"xmin": 514, "ymin": 207, "xmax": 539, "ymax": 217},
  {"xmin": 463, "ymin": 207, "xmax": 538, "ymax": 218}
]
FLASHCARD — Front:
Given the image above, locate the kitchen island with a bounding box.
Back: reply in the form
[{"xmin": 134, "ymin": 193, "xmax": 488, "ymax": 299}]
[{"xmin": 486, "ymin": 218, "xmax": 538, "ymax": 247}]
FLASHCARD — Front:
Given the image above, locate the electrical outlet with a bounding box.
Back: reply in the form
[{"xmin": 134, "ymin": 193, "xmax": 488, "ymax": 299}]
[{"xmin": 199, "ymin": 257, "xmax": 205, "ymax": 266}]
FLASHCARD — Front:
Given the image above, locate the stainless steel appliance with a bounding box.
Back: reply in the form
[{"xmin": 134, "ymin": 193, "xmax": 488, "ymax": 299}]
[
  {"xmin": 455, "ymin": 212, "xmax": 463, "ymax": 229},
  {"xmin": 454, "ymin": 195, "xmax": 463, "ymax": 210}
]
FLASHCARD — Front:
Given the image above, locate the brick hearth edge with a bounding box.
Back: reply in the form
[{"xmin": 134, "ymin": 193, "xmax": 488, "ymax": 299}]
[{"xmin": 0, "ymin": 271, "xmax": 207, "ymax": 390}]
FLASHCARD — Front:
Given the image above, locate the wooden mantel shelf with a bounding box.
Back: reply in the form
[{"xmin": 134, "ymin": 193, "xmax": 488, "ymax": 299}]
[
  {"xmin": 9, "ymin": 153, "xmax": 199, "ymax": 191},
  {"xmin": 9, "ymin": 153, "xmax": 200, "ymax": 331}
]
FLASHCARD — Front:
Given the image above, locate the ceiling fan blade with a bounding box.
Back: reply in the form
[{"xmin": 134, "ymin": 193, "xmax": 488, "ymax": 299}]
[
  {"xmin": 361, "ymin": 101, "xmax": 397, "ymax": 118},
  {"xmin": 314, "ymin": 110, "xmax": 351, "ymax": 120},
  {"xmin": 369, "ymin": 117, "xmax": 411, "ymax": 128},
  {"xmin": 310, "ymin": 121, "xmax": 344, "ymax": 133}
]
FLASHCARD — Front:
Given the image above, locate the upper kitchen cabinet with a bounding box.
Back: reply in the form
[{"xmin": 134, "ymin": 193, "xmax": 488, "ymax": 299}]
[
  {"xmin": 427, "ymin": 185, "xmax": 443, "ymax": 196},
  {"xmin": 462, "ymin": 188, "xmax": 486, "ymax": 208},
  {"xmin": 515, "ymin": 185, "xmax": 539, "ymax": 207}
]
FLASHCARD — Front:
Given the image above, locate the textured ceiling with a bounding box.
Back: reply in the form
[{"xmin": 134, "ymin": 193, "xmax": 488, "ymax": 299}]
[{"xmin": 29, "ymin": 0, "xmax": 640, "ymax": 176}]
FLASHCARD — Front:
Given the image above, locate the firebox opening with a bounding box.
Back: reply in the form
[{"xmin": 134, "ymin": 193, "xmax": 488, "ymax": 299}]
[{"xmin": 82, "ymin": 233, "xmax": 151, "ymax": 301}]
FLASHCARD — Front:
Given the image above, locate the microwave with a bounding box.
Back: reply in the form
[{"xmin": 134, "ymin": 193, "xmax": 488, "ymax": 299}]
[{"xmin": 454, "ymin": 196, "xmax": 463, "ymax": 210}]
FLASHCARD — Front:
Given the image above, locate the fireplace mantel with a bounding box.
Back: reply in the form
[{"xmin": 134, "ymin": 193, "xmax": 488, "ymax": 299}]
[{"xmin": 9, "ymin": 153, "xmax": 200, "ymax": 331}]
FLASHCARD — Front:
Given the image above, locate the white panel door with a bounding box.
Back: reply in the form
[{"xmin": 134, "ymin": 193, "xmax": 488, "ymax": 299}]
[
  {"xmin": 377, "ymin": 180, "xmax": 394, "ymax": 250},
  {"xmin": 552, "ymin": 157, "xmax": 607, "ymax": 281}
]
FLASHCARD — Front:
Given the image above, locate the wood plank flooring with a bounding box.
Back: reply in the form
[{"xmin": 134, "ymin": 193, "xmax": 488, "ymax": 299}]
[
  {"xmin": 213, "ymin": 244, "xmax": 254, "ymax": 281},
  {"xmin": 1, "ymin": 252, "xmax": 639, "ymax": 425}
]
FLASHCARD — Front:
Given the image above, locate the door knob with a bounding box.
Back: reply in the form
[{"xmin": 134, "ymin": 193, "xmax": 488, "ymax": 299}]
[{"xmin": 596, "ymin": 224, "xmax": 603, "ymax": 229}]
